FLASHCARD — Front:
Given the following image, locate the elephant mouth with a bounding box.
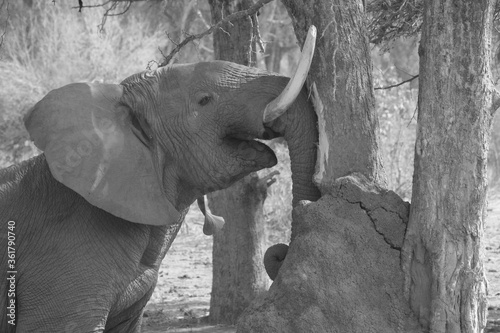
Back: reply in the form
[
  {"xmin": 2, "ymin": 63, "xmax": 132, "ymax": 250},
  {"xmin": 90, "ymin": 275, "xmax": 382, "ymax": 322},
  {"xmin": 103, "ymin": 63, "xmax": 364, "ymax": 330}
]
[{"xmin": 223, "ymin": 134, "xmax": 278, "ymax": 171}]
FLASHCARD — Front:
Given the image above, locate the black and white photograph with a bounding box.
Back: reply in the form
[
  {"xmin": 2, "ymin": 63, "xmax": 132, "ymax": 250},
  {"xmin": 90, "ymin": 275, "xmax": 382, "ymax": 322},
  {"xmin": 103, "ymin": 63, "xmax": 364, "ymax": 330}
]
[{"xmin": 1, "ymin": 0, "xmax": 500, "ymax": 332}]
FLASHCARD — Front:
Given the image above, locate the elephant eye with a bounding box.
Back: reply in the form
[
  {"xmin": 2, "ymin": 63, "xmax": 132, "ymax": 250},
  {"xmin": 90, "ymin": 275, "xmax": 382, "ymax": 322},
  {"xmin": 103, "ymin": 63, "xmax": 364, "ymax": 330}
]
[{"xmin": 198, "ymin": 94, "xmax": 212, "ymax": 106}]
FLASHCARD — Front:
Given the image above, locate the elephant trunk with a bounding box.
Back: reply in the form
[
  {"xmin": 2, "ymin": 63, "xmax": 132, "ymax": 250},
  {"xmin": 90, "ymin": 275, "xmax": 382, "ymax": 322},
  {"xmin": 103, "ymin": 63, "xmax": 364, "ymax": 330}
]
[
  {"xmin": 262, "ymin": 84, "xmax": 320, "ymax": 280},
  {"xmin": 267, "ymin": 88, "xmax": 321, "ymax": 207},
  {"xmin": 237, "ymin": 72, "xmax": 321, "ymax": 209},
  {"xmin": 264, "ymin": 243, "xmax": 289, "ymax": 281},
  {"xmin": 260, "ymin": 26, "xmax": 320, "ymax": 207}
]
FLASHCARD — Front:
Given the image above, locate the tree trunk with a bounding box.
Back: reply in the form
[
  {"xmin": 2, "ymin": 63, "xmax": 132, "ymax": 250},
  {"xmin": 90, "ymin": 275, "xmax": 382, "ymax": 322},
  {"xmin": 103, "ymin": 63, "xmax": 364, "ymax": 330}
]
[
  {"xmin": 208, "ymin": 173, "xmax": 271, "ymax": 324},
  {"xmin": 209, "ymin": 0, "xmax": 256, "ymax": 67},
  {"xmin": 207, "ymin": 0, "xmax": 269, "ymax": 325},
  {"xmin": 401, "ymin": 0, "xmax": 495, "ymax": 331},
  {"xmin": 281, "ymin": 0, "xmax": 385, "ymax": 188}
]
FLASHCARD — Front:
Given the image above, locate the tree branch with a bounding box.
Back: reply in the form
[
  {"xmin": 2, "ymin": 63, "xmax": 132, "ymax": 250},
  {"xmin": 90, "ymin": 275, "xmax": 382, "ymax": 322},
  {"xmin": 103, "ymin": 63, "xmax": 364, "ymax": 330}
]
[
  {"xmin": 105, "ymin": 1, "xmax": 132, "ymax": 16},
  {"xmin": 251, "ymin": 13, "xmax": 265, "ymax": 54},
  {"xmin": 74, "ymin": 0, "xmax": 113, "ymax": 10},
  {"xmin": 75, "ymin": 0, "xmax": 149, "ymax": 10},
  {"xmin": 159, "ymin": 0, "xmax": 273, "ymax": 67},
  {"xmin": 374, "ymin": 75, "xmax": 419, "ymax": 90},
  {"xmin": 73, "ymin": 0, "xmax": 145, "ymax": 31}
]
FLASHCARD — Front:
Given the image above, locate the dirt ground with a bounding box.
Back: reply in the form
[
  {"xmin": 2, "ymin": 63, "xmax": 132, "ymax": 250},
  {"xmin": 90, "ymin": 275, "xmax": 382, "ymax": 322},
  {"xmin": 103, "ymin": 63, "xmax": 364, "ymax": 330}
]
[
  {"xmin": 141, "ymin": 190, "xmax": 500, "ymax": 333},
  {"xmin": 141, "ymin": 208, "xmax": 233, "ymax": 333}
]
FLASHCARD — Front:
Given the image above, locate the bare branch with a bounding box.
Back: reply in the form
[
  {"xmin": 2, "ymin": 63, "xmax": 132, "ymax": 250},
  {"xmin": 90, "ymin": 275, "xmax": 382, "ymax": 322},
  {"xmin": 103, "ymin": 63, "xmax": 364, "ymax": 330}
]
[
  {"xmin": 98, "ymin": 1, "xmax": 118, "ymax": 31},
  {"xmin": 159, "ymin": 0, "xmax": 273, "ymax": 67},
  {"xmin": 374, "ymin": 75, "xmax": 419, "ymax": 90},
  {"xmin": 105, "ymin": 1, "xmax": 132, "ymax": 16},
  {"xmin": 165, "ymin": 32, "xmax": 179, "ymax": 46},
  {"xmin": 73, "ymin": 0, "xmax": 144, "ymax": 31},
  {"xmin": 251, "ymin": 13, "xmax": 265, "ymax": 54},
  {"xmin": 195, "ymin": 6, "xmax": 211, "ymax": 29},
  {"xmin": 73, "ymin": 0, "xmax": 113, "ymax": 10},
  {"xmin": 74, "ymin": 0, "xmax": 149, "ymax": 9}
]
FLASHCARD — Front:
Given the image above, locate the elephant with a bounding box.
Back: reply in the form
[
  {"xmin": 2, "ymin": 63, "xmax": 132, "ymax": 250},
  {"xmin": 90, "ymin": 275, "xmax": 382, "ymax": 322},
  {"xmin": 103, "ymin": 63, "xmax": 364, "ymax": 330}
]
[
  {"xmin": 0, "ymin": 29, "xmax": 320, "ymax": 333},
  {"xmin": 264, "ymin": 243, "xmax": 290, "ymax": 281}
]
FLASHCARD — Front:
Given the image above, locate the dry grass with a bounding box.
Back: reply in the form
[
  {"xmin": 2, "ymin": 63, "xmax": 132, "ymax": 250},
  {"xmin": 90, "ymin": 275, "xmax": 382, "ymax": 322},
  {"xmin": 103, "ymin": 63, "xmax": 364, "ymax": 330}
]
[{"xmin": 0, "ymin": 1, "xmax": 166, "ymax": 167}]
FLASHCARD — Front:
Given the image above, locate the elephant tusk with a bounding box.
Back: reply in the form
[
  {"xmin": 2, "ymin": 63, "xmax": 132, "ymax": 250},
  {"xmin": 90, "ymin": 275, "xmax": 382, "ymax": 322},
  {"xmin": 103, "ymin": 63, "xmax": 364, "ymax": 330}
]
[
  {"xmin": 262, "ymin": 25, "xmax": 317, "ymax": 123},
  {"xmin": 197, "ymin": 195, "xmax": 225, "ymax": 236}
]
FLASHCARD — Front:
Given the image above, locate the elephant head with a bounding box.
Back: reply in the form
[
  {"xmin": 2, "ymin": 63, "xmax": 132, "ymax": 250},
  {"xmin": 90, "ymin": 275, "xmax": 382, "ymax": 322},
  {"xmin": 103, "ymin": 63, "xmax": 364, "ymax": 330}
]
[{"xmin": 24, "ymin": 30, "xmax": 320, "ymax": 229}]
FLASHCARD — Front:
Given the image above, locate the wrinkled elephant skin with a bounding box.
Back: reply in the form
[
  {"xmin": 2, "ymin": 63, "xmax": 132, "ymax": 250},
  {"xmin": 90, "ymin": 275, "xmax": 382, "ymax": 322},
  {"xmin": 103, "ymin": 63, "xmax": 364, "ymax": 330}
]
[{"xmin": 264, "ymin": 243, "xmax": 290, "ymax": 281}]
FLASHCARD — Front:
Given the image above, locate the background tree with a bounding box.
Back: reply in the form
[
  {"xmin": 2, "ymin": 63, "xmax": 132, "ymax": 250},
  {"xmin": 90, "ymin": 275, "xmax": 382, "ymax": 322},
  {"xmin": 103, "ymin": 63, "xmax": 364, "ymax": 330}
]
[
  {"xmin": 280, "ymin": 0, "xmax": 384, "ymax": 188},
  {"xmin": 206, "ymin": 0, "xmax": 272, "ymax": 325},
  {"xmin": 401, "ymin": 0, "xmax": 496, "ymax": 330}
]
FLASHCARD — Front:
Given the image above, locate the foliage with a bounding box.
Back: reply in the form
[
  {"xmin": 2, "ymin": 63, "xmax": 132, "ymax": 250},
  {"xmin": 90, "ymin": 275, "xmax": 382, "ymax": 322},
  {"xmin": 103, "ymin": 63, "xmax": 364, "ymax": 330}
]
[
  {"xmin": 367, "ymin": 0, "xmax": 423, "ymax": 48},
  {"xmin": 367, "ymin": 0, "xmax": 500, "ymax": 50}
]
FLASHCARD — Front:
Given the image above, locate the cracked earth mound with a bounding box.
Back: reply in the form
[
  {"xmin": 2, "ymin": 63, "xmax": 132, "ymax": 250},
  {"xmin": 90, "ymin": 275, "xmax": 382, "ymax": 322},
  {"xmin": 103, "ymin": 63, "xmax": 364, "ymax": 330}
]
[{"xmin": 237, "ymin": 174, "xmax": 422, "ymax": 333}]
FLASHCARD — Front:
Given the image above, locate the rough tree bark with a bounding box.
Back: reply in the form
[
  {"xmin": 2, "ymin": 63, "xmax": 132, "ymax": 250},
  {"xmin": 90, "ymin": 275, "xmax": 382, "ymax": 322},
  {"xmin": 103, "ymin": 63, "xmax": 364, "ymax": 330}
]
[
  {"xmin": 209, "ymin": 0, "xmax": 256, "ymax": 67},
  {"xmin": 280, "ymin": 1, "xmax": 385, "ymax": 188},
  {"xmin": 401, "ymin": 0, "xmax": 496, "ymax": 331},
  {"xmin": 207, "ymin": 0, "xmax": 271, "ymax": 325}
]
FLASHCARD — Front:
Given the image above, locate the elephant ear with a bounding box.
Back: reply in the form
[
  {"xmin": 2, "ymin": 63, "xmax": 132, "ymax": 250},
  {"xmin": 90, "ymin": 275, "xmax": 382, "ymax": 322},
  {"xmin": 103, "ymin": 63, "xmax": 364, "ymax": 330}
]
[{"xmin": 24, "ymin": 82, "xmax": 180, "ymax": 226}]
